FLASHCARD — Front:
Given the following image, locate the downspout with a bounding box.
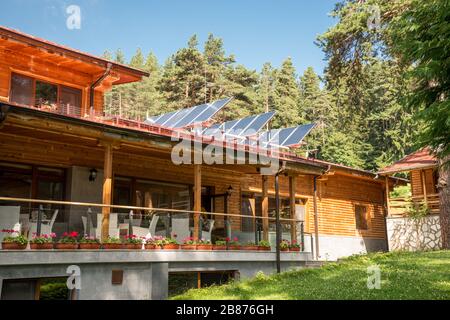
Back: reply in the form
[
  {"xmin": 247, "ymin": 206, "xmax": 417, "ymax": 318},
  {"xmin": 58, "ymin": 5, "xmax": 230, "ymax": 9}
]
[
  {"xmin": 89, "ymin": 62, "xmax": 113, "ymax": 114},
  {"xmin": 0, "ymin": 103, "xmax": 10, "ymax": 126}
]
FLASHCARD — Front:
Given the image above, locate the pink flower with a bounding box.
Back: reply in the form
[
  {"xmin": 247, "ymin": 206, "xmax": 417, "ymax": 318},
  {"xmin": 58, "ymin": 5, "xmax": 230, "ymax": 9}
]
[
  {"xmin": 233, "ymin": 237, "xmax": 238, "ymax": 242},
  {"xmin": 225, "ymin": 237, "xmax": 230, "ymax": 242}
]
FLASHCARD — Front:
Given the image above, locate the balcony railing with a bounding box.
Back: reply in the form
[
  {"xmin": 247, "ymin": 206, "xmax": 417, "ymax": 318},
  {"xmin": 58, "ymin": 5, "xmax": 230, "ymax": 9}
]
[
  {"xmin": 0, "ymin": 197, "xmax": 313, "ymax": 253},
  {"xmin": 389, "ymin": 193, "xmax": 440, "ymax": 218}
]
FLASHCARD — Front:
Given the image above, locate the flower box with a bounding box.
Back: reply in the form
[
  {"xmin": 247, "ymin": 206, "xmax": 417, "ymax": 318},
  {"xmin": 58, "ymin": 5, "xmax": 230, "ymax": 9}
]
[
  {"xmin": 102, "ymin": 243, "xmax": 124, "ymax": 250},
  {"xmin": 144, "ymin": 244, "xmax": 159, "ymax": 250},
  {"xmin": 212, "ymin": 245, "xmax": 227, "ymax": 250},
  {"xmin": 181, "ymin": 244, "xmax": 197, "ymax": 250},
  {"xmin": 2, "ymin": 242, "xmax": 27, "ymax": 250},
  {"xmin": 54, "ymin": 243, "xmax": 79, "ymax": 250},
  {"xmin": 79, "ymin": 243, "xmax": 101, "ymax": 250},
  {"xmin": 162, "ymin": 244, "xmax": 180, "ymax": 250},
  {"xmin": 124, "ymin": 243, "xmax": 142, "ymax": 250},
  {"xmin": 30, "ymin": 243, "xmax": 54, "ymax": 250},
  {"xmin": 196, "ymin": 244, "xmax": 212, "ymax": 250},
  {"xmin": 258, "ymin": 246, "xmax": 271, "ymax": 251},
  {"xmin": 228, "ymin": 245, "xmax": 241, "ymax": 250},
  {"xmin": 240, "ymin": 245, "xmax": 258, "ymax": 250},
  {"xmin": 290, "ymin": 247, "xmax": 300, "ymax": 252},
  {"xmin": 280, "ymin": 247, "xmax": 289, "ymax": 252}
]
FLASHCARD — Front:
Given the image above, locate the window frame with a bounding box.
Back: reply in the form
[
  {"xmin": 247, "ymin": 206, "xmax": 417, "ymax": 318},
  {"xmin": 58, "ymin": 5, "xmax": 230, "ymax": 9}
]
[
  {"xmin": 9, "ymin": 72, "xmax": 83, "ymax": 114},
  {"xmin": 354, "ymin": 203, "xmax": 370, "ymax": 231}
]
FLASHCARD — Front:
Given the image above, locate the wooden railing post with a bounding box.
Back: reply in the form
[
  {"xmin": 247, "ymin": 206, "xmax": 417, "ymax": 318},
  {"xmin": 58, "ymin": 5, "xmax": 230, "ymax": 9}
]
[
  {"xmin": 261, "ymin": 175, "xmax": 269, "ymax": 241},
  {"xmin": 289, "ymin": 175, "xmax": 297, "ymax": 243},
  {"xmin": 385, "ymin": 176, "xmax": 391, "ymax": 217},
  {"xmin": 193, "ymin": 164, "xmax": 201, "ymax": 240},
  {"xmin": 421, "ymin": 170, "xmax": 428, "ymax": 206}
]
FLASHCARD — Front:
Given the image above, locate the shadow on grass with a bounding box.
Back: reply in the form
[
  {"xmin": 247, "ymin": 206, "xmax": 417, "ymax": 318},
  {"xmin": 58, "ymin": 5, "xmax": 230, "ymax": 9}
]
[{"xmin": 173, "ymin": 250, "xmax": 450, "ymax": 300}]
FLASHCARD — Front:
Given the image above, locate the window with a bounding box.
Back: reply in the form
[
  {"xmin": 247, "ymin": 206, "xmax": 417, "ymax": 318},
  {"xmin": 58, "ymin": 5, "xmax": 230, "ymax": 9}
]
[
  {"xmin": 9, "ymin": 73, "xmax": 82, "ymax": 115},
  {"xmin": 241, "ymin": 195, "xmax": 255, "ymax": 232},
  {"xmin": 35, "ymin": 81, "xmax": 57, "ymax": 109},
  {"xmin": 355, "ymin": 204, "xmax": 369, "ymax": 230},
  {"xmin": 10, "ymin": 73, "xmax": 33, "ymax": 106},
  {"xmin": 0, "ymin": 163, "xmax": 65, "ymax": 217}
]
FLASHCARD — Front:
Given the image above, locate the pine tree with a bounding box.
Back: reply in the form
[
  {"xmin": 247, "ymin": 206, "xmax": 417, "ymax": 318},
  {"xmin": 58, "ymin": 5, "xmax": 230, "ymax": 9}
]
[
  {"xmin": 256, "ymin": 63, "xmax": 276, "ymax": 116},
  {"xmin": 159, "ymin": 35, "xmax": 206, "ymax": 110},
  {"xmin": 272, "ymin": 57, "xmax": 302, "ymax": 128}
]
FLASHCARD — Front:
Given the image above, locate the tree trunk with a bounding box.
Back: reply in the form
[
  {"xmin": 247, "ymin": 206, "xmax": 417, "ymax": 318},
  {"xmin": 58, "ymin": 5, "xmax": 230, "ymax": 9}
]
[{"xmin": 438, "ymin": 156, "xmax": 450, "ymax": 249}]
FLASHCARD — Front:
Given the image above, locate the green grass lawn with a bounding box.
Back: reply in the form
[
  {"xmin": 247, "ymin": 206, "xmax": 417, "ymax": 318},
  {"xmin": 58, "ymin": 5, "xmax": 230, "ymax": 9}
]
[{"xmin": 172, "ymin": 250, "xmax": 450, "ymax": 300}]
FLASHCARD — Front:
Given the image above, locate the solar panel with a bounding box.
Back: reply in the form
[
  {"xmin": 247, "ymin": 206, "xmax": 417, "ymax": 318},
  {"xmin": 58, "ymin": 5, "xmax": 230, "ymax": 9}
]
[
  {"xmin": 203, "ymin": 111, "xmax": 275, "ymax": 139},
  {"xmin": 258, "ymin": 123, "xmax": 316, "ymax": 148},
  {"xmin": 282, "ymin": 123, "xmax": 316, "ymax": 146},
  {"xmin": 145, "ymin": 97, "xmax": 232, "ymax": 128}
]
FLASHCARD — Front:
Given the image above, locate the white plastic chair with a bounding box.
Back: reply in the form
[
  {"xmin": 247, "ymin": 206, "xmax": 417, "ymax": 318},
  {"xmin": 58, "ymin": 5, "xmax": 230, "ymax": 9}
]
[
  {"xmin": 81, "ymin": 216, "xmax": 96, "ymax": 238},
  {"xmin": 96, "ymin": 213, "xmax": 119, "ymax": 239},
  {"xmin": 132, "ymin": 215, "xmax": 159, "ymax": 239},
  {"xmin": 28, "ymin": 209, "xmax": 58, "ymax": 239},
  {"xmin": 201, "ymin": 220, "xmax": 215, "ymax": 242},
  {"xmin": 171, "ymin": 215, "xmax": 190, "ymax": 241},
  {"xmin": 0, "ymin": 206, "xmax": 21, "ymax": 243}
]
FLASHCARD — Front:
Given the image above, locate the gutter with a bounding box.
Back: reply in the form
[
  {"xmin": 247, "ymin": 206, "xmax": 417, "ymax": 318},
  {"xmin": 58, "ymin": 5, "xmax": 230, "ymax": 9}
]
[
  {"xmin": 89, "ymin": 62, "xmax": 112, "ymax": 113},
  {"xmin": 0, "ymin": 103, "xmax": 9, "ymax": 125}
]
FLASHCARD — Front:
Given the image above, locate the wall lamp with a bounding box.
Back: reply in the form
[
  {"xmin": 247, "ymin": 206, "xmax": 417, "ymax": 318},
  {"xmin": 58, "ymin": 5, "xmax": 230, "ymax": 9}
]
[{"xmin": 89, "ymin": 168, "xmax": 98, "ymax": 182}]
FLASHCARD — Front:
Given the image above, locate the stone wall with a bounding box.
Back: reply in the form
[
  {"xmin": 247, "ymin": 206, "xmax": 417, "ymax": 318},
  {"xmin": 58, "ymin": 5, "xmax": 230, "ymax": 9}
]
[{"xmin": 387, "ymin": 214, "xmax": 442, "ymax": 251}]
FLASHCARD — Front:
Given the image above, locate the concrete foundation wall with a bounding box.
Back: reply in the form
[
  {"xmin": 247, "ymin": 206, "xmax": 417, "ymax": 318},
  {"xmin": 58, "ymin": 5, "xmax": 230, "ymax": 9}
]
[
  {"xmin": 0, "ymin": 250, "xmax": 312, "ymax": 300},
  {"xmin": 387, "ymin": 214, "xmax": 442, "ymax": 251},
  {"xmin": 309, "ymin": 235, "xmax": 387, "ymax": 261}
]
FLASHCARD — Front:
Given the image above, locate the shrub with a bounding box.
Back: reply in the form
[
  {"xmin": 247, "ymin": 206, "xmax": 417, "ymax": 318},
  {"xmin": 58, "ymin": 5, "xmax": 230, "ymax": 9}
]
[
  {"xmin": 58, "ymin": 231, "xmax": 79, "ymax": 243},
  {"xmin": 124, "ymin": 234, "xmax": 143, "ymax": 244},
  {"xmin": 1, "ymin": 229, "xmax": 28, "ymax": 245},
  {"xmin": 30, "ymin": 233, "xmax": 56, "ymax": 244},
  {"xmin": 79, "ymin": 235, "xmax": 100, "ymax": 244},
  {"xmin": 103, "ymin": 236, "xmax": 122, "ymax": 244},
  {"xmin": 258, "ymin": 240, "xmax": 270, "ymax": 247}
]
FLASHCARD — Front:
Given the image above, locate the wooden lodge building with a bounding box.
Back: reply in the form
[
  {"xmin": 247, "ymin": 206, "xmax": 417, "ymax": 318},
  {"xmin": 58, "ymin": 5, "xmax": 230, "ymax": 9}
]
[{"xmin": 0, "ymin": 25, "xmax": 400, "ymax": 263}]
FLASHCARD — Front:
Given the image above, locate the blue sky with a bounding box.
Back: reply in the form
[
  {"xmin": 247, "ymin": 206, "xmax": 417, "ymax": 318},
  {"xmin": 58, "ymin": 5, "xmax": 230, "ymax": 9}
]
[{"xmin": 0, "ymin": 0, "xmax": 336, "ymax": 76}]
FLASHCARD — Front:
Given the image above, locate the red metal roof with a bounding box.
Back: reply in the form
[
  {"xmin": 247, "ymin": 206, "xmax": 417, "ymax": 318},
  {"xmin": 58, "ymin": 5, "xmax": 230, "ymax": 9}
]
[{"xmin": 379, "ymin": 147, "xmax": 437, "ymax": 174}]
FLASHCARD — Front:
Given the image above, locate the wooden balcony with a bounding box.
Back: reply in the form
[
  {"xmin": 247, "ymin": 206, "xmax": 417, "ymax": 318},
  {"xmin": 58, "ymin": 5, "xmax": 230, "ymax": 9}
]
[{"xmin": 388, "ymin": 193, "xmax": 440, "ymax": 218}]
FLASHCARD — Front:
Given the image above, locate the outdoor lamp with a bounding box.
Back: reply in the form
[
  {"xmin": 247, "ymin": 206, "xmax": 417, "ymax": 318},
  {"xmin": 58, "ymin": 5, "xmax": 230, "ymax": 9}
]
[
  {"xmin": 226, "ymin": 185, "xmax": 233, "ymax": 196},
  {"xmin": 89, "ymin": 168, "xmax": 98, "ymax": 182}
]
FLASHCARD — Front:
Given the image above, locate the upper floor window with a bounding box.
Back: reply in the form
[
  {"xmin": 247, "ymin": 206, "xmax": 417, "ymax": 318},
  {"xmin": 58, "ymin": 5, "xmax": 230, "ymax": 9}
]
[
  {"xmin": 355, "ymin": 204, "xmax": 369, "ymax": 230},
  {"xmin": 10, "ymin": 73, "xmax": 82, "ymax": 116}
]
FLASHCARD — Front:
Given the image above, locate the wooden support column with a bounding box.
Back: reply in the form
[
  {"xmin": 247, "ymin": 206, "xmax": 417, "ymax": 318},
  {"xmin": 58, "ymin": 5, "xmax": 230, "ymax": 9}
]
[
  {"xmin": 101, "ymin": 142, "xmax": 113, "ymax": 242},
  {"xmin": 385, "ymin": 176, "xmax": 391, "ymax": 217},
  {"xmin": 261, "ymin": 175, "xmax": 269, "ymax": 241},
  {"xmin": 193, "ymin": 164, "xmax": 202, "ymax": 240},
  {"xmin": 289, "ymin": 176, "xmax": 297, "ymax": 242},
  {"xmin": 421, "ymin": 170, "xmax": 428, "ymax": 205}
]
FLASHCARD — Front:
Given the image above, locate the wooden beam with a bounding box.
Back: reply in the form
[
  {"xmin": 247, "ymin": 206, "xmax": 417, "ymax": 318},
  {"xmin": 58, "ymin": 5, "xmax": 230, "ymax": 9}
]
[
  {"xmin": 289, "ymin": 176, "xmax": 297, "ymax": 242},
  {"xmin": 421, "ymin": 169, "xmax": 428, "ymax": 205},
  {"xmin": 385, "ymin": 176, "xmax": 391, "ymax": 217},
  {"xmin": 101, "ymin": 143, "xmax": 113, "ymax": 241},
  {"xmin": 193, "ymin": 164, "xmax": 201, "ymax": 240},
  {"xmin": 313, "ymin": 177, "xmax": 319, "ymax": 260},
  {"xmin": 261, "ymin": 175, "xmax": 269, "ymax": 241}
]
